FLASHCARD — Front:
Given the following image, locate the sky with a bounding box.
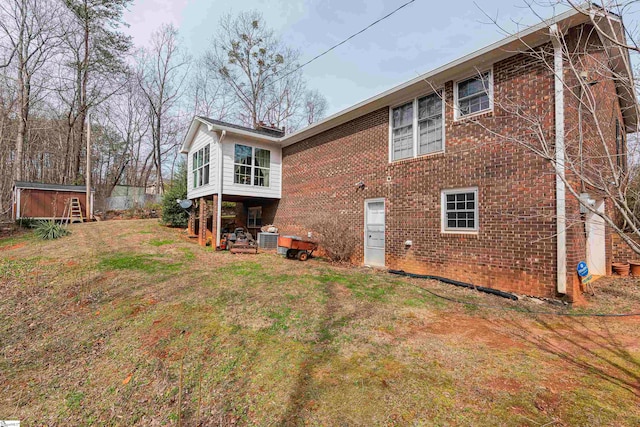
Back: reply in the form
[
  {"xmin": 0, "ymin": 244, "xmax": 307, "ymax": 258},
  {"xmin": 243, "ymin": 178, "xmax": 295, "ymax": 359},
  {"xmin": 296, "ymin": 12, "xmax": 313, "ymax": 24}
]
[{"xmin": 122, "ymin": 0, "xmax": 639, "ymax": 117}]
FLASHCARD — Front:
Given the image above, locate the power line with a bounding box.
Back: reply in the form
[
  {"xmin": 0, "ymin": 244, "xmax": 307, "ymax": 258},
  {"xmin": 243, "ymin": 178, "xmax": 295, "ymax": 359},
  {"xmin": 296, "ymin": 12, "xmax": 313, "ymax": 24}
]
[{"xmin": 269, "ymin": 0, "xmax": 417, "ymax": 87}]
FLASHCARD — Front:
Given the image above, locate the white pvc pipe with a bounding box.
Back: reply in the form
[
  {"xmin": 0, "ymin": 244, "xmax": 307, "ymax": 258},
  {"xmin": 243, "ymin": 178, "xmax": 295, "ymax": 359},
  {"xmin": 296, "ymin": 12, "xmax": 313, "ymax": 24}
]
[{"xmin": 550, "ymin": 24, "xmax": 567, "ymax": 295}]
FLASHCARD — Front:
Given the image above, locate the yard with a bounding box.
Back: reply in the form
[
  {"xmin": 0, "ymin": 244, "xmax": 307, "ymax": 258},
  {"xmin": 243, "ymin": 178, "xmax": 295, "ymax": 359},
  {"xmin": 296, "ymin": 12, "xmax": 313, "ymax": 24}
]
[{"xmin": 1, "ymin": 219, "xmax": 639, "ymax": 426}]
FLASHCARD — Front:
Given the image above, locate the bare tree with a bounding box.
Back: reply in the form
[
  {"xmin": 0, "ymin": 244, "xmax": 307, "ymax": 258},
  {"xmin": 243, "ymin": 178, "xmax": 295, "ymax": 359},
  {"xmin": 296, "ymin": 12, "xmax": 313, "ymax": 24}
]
[
  {"xmin": 462, "ymin": 2, "xmax": 640, "ymax": 254},
  {"xmin": 0, "ymin": 0, "xmax": 62, "ymax": 183},
  {"xmin": 62, "ymin": 0, "xmax": 131, "ymax": 184},
  {"xmin": 189, "ymin": 57, "xmax": 234, "ymax": 120},
  {"xmin": 303, "ymin": 89, "xmax": 328, "ymax": 125},
  {"xmin": 138, "ymin": 24, "xmax": 190, "ymax": 194},
  {"xmin": 203, "ymin": 10, "xmax": 328, "ymax": 131}
]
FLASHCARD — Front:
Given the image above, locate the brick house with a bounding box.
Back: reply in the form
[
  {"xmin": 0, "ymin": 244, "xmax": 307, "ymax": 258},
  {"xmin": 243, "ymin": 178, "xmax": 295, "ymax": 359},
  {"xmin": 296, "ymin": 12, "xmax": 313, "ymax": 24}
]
[{"xmin": 180, "ymin": 8, "xmax": 636, "ymax": 300}]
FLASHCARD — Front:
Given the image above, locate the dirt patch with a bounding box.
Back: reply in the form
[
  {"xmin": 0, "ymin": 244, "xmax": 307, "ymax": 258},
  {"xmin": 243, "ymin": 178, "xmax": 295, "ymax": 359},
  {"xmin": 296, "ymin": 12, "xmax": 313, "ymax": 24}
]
[
  {"xmin": 393, "ymin": 313, "xmax": 526, "ymax": 349},
  {"xmin": 491, "ymin": 376, "xmax": 524, "ymax": 392},
  {"xmin": 0, "ymin": 242, "xmax": 26, "ymax": 251},
  {"xmin": 140, "ymin": 316, "xmax": 177, "ymax": 359}
]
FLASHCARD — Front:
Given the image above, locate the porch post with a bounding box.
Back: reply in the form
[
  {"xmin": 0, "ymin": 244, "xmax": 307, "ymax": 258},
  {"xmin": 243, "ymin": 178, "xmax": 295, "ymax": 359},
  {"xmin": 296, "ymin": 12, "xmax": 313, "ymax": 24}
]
[
  {"xmin": 187, "ymin": 206, "xmax": 197, "ymax": 237},
  {"xmin": 198, "ymin": 197, "xmax": 208, "ymax": 246},
  {"xmin": 212, "ymin": 194, "xmax": 219, "ymax": 249}
]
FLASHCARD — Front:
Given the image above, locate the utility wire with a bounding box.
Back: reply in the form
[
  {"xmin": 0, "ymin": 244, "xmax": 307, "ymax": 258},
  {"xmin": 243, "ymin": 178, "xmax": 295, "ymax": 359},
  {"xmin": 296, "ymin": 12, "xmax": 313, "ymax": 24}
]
[{"xmin": 268, "ymin": 0, "xmax": 417, "ymax": 87}]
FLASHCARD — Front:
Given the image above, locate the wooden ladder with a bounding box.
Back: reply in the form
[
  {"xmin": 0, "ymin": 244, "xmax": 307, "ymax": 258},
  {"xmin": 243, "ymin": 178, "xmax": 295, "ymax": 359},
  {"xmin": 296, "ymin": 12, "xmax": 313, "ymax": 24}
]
[{"xmin": 66, "ymin": 197, "xmax": 84, "ymax": 223}]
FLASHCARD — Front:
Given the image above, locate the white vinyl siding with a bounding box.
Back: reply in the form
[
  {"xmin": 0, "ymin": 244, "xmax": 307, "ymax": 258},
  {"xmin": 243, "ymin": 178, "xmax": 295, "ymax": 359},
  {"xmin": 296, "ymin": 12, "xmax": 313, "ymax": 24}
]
[
  {"xmin": 455, "ymin": 71, "xmax": 492, "ymax": 119},
  {"xmin": 390, "ymin": 91, "xmax": 444, "ymax": 161},
  {"xmin": 186, "ymin": 124, "xmax": 218, "ymax": 200},
  {"xmin": 441, "ymin": 188, "xmax": 479, "ymax": 233},
  {"xmin": 222, "ymin": 136, "xmax": 281, "ymax": 199}
]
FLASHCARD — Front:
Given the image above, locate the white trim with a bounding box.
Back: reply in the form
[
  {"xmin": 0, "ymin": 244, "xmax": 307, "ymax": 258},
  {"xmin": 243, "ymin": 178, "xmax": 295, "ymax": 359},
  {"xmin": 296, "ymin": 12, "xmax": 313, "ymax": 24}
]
[
  {"xmin": 192, "ymin": 144, "xmax": 210, "ymax": 189},
  {"xmin": 389, "ymin": 89, "xmax": 445, "ymax": 163},
  {"xmin": 551, "ymin": 24, "xmax": 567, "ymax": 295},
  {"xmin": 216, "ymin": 130, "xmax": 226, "ymax": 248},
  {"xmin": 232, "ymin": 143, "xmax": 272, "ymax": 188},
  {"xmin": 454, "ymin": 68, "xmax": 494, "ymax": 121},
  {"xmin": 364, "ymin": 198, "xmax": 386, "ymax": 267},
  {"xmin": 16, "ymin": 188, "xmax": 20, "ymax": 220},
  {"xmin": 180, "ymin": 117, "xmax": 280, "ymax": 154},
  {"xmin": 282, "ymin": 9, "xmax": 589, "ymax": 147},
  {"xmin": 441, "ymin": 187, "xmax": 479, "ymax": 234}
]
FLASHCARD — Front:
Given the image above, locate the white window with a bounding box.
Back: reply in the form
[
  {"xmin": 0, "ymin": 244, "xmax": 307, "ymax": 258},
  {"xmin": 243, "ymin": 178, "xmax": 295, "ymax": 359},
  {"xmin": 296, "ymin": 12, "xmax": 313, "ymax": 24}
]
[
  {"xmin": 442, "ymin": 188, "xmax": 478, "ymax": 232},
  {"xmin": 234, "ymin": 144, "xmax": 271, "ymax": 187},
  {"xmin": 418, "ymin": 93, "xmax": 443, "ymax": 155},
  {"xmin": 391, "ymin": 102, "xmax": 414, "ymax": 161},
  {"xmin": 192, "ymin": 144, "xmax": 210, "ymax": 188},
  {"xmin": 391, "ymin": 92, "xmax": 444, "ymax": 161},
  {"xmin": 455, "ymin": 71, "xmax": 492, "ymax": 119},
  {"xmin": 247, "ymin": 206, "xmax": 262, "ymax": 228}
]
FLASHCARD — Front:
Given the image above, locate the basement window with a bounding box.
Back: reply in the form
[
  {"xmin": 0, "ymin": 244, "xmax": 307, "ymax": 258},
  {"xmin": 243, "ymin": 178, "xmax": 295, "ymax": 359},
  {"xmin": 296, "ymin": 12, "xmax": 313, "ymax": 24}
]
[
  {"xmin": 192, "ymin": 144, "xmax": 210, "ymax": 188},
  {"xmin": 248, "ymin": 206, "xmax": 262, "ymax": 228},
  {"xmin": 390, "ymin": 91, "xmax": 444, "ymax": 161},
  {"xmin": 234, "ymin": 144, "xmax": 271, "ymax": 187},
  {"xmin": 441, "ymin": 187, "xmax": 478, "ymax": 232},
  {"xmin": 455, "ymin": 71, "xmax": 492, "ymax": 119}
]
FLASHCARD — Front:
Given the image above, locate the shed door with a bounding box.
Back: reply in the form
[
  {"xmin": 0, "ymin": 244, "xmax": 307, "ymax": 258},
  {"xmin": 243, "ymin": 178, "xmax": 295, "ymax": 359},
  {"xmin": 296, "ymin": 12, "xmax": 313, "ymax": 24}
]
[{"xmin": 364, "ymin": 199, "xmax": 385, "ymax": 267}]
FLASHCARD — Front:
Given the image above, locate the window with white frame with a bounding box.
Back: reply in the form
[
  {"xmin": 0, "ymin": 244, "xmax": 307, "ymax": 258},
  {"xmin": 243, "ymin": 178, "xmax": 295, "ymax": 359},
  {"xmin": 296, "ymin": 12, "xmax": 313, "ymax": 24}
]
[
  {"xmin": 247, "ymin": 206, "xmax": 262, "ymax": 227},
  {"xmin": 442, "ymin": 188, "xmax": 478, "ymax": 232},
  {"xmin": 192, "ymin": 144, "xmax": 210, "ymax": 188},
  {"xmin": 234, "ymin": 144, "xmax": 271, "ymax": 187},
  {"xmin": 456, "ymin": 71, "xmax": 492, "ymax": 118},
  {"xmin": 418, "ymin": 93, "xmax": 443, "ymax": 155},
  {"xmin": 391, "ymin": 92, "xmax": 444, "ymax": 161}
]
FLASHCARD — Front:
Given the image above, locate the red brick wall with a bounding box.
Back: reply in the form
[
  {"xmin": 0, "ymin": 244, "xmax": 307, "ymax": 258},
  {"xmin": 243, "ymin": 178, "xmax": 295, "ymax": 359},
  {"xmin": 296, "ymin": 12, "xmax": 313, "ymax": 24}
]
[
  {"xmin": 274, "ymin": 51, "xmax": 562, "ymax": 297},
  {"xmin": 562, "ymin": 24, "xmax": 624, "ymax": 298},
  {"xmin": 271, "ymin": 24, "xmax": 625, "ymax": 300},
  {"xmin": 612, "ymin": 233, "xmax": 640, "ymax": 264}
]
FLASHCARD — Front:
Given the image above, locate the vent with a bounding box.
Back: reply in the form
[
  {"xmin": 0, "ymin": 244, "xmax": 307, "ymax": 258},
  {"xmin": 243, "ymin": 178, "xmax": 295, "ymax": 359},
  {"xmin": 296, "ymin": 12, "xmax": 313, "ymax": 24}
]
[{"xmin": 258, "ymin": 233, "xmax": 279, "ymax": 250}]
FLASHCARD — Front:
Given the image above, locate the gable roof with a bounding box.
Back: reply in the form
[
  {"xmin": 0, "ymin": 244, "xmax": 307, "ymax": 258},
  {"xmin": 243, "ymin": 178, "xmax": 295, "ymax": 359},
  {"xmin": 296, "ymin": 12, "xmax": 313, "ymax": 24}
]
[
  {"xmin": 180, "ymin": 116, "xmax": 282, "ymax": 154},
  {"xmin": 181, "ymin": 7, "xmax": 637, "ymax": 154}
]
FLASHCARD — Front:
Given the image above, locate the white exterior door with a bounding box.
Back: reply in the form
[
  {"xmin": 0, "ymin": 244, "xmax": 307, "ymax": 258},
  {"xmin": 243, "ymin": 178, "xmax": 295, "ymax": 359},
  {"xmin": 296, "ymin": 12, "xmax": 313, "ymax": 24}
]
[
  {"xmin": 364, "ymin": 199, "xmax": 385, "ymax": 267},
  {"xmin": 586, "ymin": 199, "xmax": 606, "ymax": 276}
]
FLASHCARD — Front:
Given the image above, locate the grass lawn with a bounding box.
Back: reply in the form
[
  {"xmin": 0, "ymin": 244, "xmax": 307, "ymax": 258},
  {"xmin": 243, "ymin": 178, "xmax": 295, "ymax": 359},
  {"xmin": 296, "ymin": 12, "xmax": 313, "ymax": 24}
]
[{"xmin": 1, "ymin": 219, "xmax": 639, "ymax": 426}]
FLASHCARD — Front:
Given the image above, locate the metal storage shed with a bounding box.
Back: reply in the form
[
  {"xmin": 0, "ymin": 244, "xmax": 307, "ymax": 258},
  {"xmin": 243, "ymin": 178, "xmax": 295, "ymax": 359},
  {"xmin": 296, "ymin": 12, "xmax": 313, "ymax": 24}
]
[{"xmin": 12, "ymin": 181, "xmax": 94, "ymax": 221}]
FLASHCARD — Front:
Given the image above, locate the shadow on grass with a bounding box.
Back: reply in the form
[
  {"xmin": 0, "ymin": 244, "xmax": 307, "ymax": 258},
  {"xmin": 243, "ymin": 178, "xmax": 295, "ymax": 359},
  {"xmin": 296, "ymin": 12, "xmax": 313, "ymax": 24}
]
[
  {"xmin": 502, "ymin": 315, "xmax": 640, "ymax": 398},
  {"xmin": 279, "ymin": 281, "xmax": 359, "ymax": 426}
]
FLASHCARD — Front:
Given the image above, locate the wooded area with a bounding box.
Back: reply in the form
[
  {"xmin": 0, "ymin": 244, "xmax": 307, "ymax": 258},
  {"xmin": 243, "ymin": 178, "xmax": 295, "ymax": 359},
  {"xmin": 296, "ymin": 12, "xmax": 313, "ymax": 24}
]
[{"xmin": 0, "ymin": 1, "xmax": 327, "ymax": 216}]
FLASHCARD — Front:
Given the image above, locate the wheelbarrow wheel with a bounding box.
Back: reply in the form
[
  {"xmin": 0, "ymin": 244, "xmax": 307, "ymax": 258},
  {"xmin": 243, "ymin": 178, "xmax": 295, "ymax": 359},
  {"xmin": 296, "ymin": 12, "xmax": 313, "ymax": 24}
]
[
  {"xmin": 297, "ymin": 251, "xmax": 309, "ymax": 261},
  {"xmin": 286, "ymin": 249, "xmax": 297, "ymax": 259}
]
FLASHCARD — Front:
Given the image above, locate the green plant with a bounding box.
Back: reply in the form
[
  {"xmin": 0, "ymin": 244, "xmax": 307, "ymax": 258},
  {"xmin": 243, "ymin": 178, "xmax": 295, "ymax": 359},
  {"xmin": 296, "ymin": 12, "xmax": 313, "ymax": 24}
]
[
  {"xmin": 16, "ymin": 216, "xmax": 38, "ymax": 228},
  {"xmin": 34, "ymin": 220, "xmax": 71, "ymax": 240},
  {"xmin": 162, "ymin": 162, "xmax": 189, "ymax": 228}
]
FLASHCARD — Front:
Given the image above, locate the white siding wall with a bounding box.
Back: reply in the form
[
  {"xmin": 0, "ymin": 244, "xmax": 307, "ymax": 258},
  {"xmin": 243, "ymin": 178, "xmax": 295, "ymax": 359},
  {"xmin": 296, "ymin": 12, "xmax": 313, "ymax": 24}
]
[
  {"xmin": 186, "ymin": 124, "xmax": 218, "ymax": 200},
  {"xmin": 221, "ymin": 135, "xmax": 282, "ymax": 199}
]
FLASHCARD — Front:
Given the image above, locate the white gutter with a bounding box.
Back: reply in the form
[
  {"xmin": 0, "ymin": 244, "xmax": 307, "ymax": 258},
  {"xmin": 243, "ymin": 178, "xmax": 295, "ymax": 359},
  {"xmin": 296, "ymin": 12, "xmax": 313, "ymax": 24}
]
[
  {"xmin": 550, "ymin": 24, "xmax": 567, "ymax": 295},
  {"xmin": 216, "ymin": 130, "xmax": 226, "ymax": 248}
]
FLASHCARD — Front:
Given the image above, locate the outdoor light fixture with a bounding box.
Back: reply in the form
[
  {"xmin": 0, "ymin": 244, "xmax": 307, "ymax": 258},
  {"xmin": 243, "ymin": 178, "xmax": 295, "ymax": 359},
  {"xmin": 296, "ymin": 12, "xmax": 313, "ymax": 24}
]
[{"xmin": 355, "ymin": 181, "xmax": 365, "ymax": 190}]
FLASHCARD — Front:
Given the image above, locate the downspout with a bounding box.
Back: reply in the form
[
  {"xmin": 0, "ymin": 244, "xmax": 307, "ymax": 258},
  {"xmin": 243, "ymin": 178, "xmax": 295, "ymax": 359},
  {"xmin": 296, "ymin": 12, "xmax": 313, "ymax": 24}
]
[
  {"xmin": 216, "ymin": 130, "xmax": 226, "ymax": 248},
  {"xmin": 550, "ymin": 24, "xmax": 567, "ymax": 295}
]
